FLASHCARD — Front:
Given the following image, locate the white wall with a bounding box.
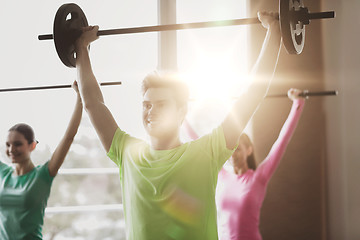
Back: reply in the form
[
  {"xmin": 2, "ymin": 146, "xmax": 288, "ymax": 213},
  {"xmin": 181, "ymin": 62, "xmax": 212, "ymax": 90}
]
[{"xmin": 323, "ymin": 1, "xmax": 360, "ymax": 239}]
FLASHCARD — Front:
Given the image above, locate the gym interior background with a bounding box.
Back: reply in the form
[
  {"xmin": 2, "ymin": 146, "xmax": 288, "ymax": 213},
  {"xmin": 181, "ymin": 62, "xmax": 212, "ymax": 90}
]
[{"xmin": 0, "ymin": 0, "xmax": 358, "ymax": 239}]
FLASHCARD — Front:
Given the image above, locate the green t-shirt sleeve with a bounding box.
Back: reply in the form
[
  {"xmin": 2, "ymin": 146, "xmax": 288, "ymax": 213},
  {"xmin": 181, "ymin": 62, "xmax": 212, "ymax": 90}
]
[
  {"xmin": 0, "ymin": 161, "xmax": 6, "ymax": 170},
  {"xmin": 214, "ymin": 125, "xmax": 237, "ymax": 170},
  {"xmin": 199, "ymin": 125, "xmax": 236, "ymax": 171},
  {"xmin": 41, "ymin": 161, "xmax": 55, "ymax": 183},
  {"xmin": 107, "ymin": 128, "xmax": 129, "ymax": 168},
  {"xmin": 0, "ymin": 161, "xmax": 10, "ymax": 177}
]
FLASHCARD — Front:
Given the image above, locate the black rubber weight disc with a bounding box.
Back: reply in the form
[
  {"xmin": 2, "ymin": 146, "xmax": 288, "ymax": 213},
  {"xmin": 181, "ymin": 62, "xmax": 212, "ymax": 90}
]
[
  {"xmin": 53, "ymin": 3, "xmax": 89, "ymax": 67},
  {"xmin": 279, "ymin": 0, "xmax": 305, "ymax": 54}
]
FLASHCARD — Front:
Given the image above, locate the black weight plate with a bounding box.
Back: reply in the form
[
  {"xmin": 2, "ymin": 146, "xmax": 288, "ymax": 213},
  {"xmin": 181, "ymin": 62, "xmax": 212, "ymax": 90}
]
[
  {"xmin": 280, "ymin": 0, "xmax": 305, "ymax": 54},
  {"xmin": 53, "ymin": 3, "xmax": 89, "ymax": 68}
]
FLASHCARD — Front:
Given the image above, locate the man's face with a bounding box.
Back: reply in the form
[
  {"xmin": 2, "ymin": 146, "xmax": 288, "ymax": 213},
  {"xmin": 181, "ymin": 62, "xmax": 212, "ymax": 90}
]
[{"xmin": 142, "ymin": 87, "xmax": 184, "ymax": 138}]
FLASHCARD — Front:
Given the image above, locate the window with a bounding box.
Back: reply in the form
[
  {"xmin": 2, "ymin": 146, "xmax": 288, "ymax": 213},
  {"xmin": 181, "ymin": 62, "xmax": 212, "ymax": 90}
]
[
  {"xmin": 0, "ymin": 1, "xmax": 157, "ymax": 239},
  {"xmin": 177, "ymin": 0, "xmax": 249, "ymax": 138},
  {"xmin": 0, "ymin": 0, "xmax": 248, "ymax": 239}
]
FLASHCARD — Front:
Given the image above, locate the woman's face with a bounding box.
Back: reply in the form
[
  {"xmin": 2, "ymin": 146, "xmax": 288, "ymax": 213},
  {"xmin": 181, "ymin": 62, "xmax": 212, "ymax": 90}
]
[
  {"xmin": 231, "ymin": 142, "xmax": 251, "ymax": 169},
  {"xmin": 6, "ymin": 131, "xmax": 34, "ymax": 164}
]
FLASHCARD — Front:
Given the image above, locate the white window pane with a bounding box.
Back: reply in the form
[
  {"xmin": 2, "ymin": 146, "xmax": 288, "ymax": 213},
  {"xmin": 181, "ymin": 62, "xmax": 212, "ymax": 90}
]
[
  {"xmin": 0, "ymin": 1, "xmax": 157, "ymax": 240},
  {"xmin": 177, "ymin": 0, "xmax": 249, "ymax": 136}
]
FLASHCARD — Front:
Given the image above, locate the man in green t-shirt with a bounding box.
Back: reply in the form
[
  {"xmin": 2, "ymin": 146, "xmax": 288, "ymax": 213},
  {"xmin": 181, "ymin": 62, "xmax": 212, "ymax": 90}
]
[{"xmin": 74, "ymin": 12, "xmax": 281, "ymax": 240}]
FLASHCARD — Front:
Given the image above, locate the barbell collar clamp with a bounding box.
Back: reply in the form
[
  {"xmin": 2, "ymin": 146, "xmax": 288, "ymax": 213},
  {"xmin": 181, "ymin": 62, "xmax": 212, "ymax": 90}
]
[{"xmin": 291, "ymin": 9, "xmax": 335, "ymax": 26}]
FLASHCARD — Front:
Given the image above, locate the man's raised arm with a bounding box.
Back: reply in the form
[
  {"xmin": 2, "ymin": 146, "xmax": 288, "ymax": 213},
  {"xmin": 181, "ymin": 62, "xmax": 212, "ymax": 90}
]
[
  {"xmin": 75, "ymin": 26, "xmax": 119, "ymax": 152},
  {"xmin": 222, "ymin": 12, "xmax": 282, "ymax": 150}
]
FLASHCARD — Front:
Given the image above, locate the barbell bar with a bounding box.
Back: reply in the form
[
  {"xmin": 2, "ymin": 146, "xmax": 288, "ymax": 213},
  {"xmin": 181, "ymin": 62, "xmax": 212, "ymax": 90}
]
[
  {"xmin": 38, "ymin": 0, "xmax": 335, "ymax": 68},
  {"xmin": 38, "ymin": 11, "xmax": 335, "ymax": 41},
  {"xmin": 187, "ymin": 90, "xmax": 338, "ymax": 101},
  {"xmin": 0, "ymin": 81, "xmax": 122, "ymax": 93},
  {"xmin": 38, "ymin": 18, "xmax": 262, "ymax": 41},
  {"xmin": 266, "ymin": 90, "xmax": 338, "ymax": 98},
  {"xmin": 0, "ymin": 80, "xmax": 336, "ymax": 99}
]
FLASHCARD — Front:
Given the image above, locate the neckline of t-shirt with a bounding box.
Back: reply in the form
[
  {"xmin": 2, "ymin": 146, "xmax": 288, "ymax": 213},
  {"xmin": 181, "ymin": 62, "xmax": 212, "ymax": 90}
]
[
  {"xmin": 149, "ymin": 142, "xmax": 186, "ymax": 154},
  {"xmin": 11, "ymin": 166, "xmax": 36, "ymax": 178}
]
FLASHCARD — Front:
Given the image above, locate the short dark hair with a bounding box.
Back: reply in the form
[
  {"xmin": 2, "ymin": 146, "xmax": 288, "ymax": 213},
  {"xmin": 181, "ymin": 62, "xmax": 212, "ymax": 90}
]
[
  {"xmin": 141, "ymin": 71, "xmax": 189, "ymax": 108},
  {"xmin": 239, "ymin": 133, "xmax": 257, "ymax": 170},
  {"xmin": 9, "ymin": 123, "xmax": 37, "ymax": 144}
]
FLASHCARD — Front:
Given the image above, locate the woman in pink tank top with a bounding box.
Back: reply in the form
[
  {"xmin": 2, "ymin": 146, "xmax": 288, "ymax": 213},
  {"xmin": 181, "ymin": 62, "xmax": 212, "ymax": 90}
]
[{"xmin": 216, "ymin": 88, "xmax": 305, "ymax": 240}]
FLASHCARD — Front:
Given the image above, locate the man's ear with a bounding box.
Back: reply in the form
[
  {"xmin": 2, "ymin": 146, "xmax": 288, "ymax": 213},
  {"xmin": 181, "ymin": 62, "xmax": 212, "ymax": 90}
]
[
  {"xmin": 179, "ymin": 105, "xmax": 188, "ymax": 124},
  {"xmin": 246, "ymin": 146, "xmax": 253, "ymax": 156}
]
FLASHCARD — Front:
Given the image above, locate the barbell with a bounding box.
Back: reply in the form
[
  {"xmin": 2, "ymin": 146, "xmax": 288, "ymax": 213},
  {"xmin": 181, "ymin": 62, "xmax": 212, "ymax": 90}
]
[
  {"xmin": 0, "ymin": 81, "xmax": 337, "ymax": 99},
  {"xmin": 188, "ymin": 90, "xmax": 338, "ymax": 101},
  {"xmin": 38, "ymin": 0, "xmax": 335, "ymax": 68},
  {"xmin": 266, "ymin": 90, "xmax": 338, "ymax": 98},
  {"xmin": 0, "ymin": 81, "xmax": 122, "ymax": 93}
]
